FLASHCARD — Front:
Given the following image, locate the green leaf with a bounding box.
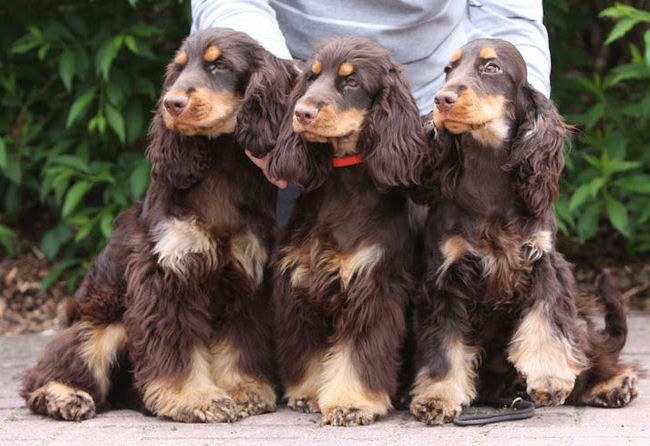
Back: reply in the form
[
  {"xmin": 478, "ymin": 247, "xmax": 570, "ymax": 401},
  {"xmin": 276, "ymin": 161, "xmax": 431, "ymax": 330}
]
[
  {"xmin": 2, "ymin": 152, "xmax": 22, "ymax": 185},
  {"xmin": 105, "ymin": 81, "xmax": 124, "ymax": 106},
  {"xmin": 66, "ymin": 87, "xmax": 96, "ymax": 128},
  {"xmin": 40, "ymin": 224, "xmax": 72, "ymax": 260},
  {"xmin": 95, "ymin": 36, "xmax": 123, "ymax": 80},
  {"xmin": 606, "ymin": 197, "xmax": 630, "ymax": 238},
  {"xmin": 104, "ymin": 104, "xmax": 126, "ymax": 143},
  {"xmin": 41, "ymin": 258, "xmax": 79, "ymax": 292},
  {"xmin": 62, "ymin": 180, "xmax": 92, "ymax": 218},
  {"xmin": 125, "ymin": 100, "xmax": 145, "ymax": 145},
  {"xmin": 569, "ymin": 184, "xmax": 592, "ymax": 211},
  {"xmin": 37, "ymin": 43, "xmax": 51, "ymax": 61},
  {"xmin": 124, "ymin": 35, "xmax": 138, "ymax": 53},
  {"xmin": 74, "ymin": 218, "xmax": 96, "ymax": 242},
  {"xmin": 603, "ymin": 159, "xmax": 641, "ymax": 176},
  {"xmin": 576, "ymin": 202, "xmax": 601, "ymax": 243},
  {"xmin": 58, "ymin": 49, "xmax": 75, "ymax": 91},
  {"xmin": 613, "ymin": 175, "xmax": 650, "ymax": 194},
  {"xmin": 589, "ymin": 177, "xmax": 606, "ymax": 197},
  {"xmin": 11, "ymin": 38, "xmax": 41, "ymax": 54},
  {"xmin": 130, "ymin": 159, "xmax": 150, "ymax": 198},
  {"xmin": 0, "ymin": 224, "xmax": 17, "ymax": 256},
  {"xmin": 50, "ymin": 154, "xmax": 90, "ymax": 173},
  {"xmin": 128, "ymin": 24, "xmax": 161, "ymax": 37},
  {"xmin": 605, "ymin": 17, "xmax": 639, "ymax": 45},
  {"xmin": 100, "ymin": 211, "xmax": 114, "ymax": 238},
  {"xmin": 0, "ymin": 138, "xmax": 6, "ymax": 169}
]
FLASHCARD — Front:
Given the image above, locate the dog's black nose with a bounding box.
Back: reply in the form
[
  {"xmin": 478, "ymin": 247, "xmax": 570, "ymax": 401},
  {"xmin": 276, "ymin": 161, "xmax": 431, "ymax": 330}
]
[
  {"xmin": 434, "ymin": 91, "xmax": 458, "ymax": 112},
  {"xmin": 164, "ymin": 95, "xmax": 189, "ymax": 116},
  {"xmin": 294, "ymin": 105, "xmax": 319, "ymax": 125}
]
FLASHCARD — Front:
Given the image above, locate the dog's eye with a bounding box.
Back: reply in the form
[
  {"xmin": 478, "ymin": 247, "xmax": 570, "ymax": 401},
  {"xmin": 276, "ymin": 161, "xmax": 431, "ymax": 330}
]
[
  {"xmin": 210, "ymin": 61, "xmax": 228, "ymax": 73},
  {"xmin": 444, "ymin": 64, "xmax": 453, "ymax": 74},
  {"xmin": 345, "ymin": 77, "xmax": 359, "ymax": 88},
  {"xmin": 482, "ymin": 62, "xmax": 501, "ymax": 74}
]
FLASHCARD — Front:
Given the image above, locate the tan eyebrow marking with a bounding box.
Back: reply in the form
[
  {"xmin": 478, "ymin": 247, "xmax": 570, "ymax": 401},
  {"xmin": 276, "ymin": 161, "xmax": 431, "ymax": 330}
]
[
  {"xmin": 174, "ymin": 50, "xmax": 188, "ymax": 66},
  {"xmin": 203, "ymin": 46, "xmax": 221, "ymax": 62},
  {"xmin": 480, "ymin": 47, "xmax": 497, "ymax": 59},
  {"xmin": 338, "ymin": 62, "xmax": 354, "ymax": 77},
  {"xmin": 311, "ymin": 60, "xmax": 322, "ymax": 75},
  {"xmin": 450, "ymin": 49, "xmax": 462, "ymax": 63}
]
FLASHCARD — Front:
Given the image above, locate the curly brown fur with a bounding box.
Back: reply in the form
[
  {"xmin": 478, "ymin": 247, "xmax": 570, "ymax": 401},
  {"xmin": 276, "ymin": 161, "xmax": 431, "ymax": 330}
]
[
  {"xmin": 410, "ymin": 38, "xmax": 637, "ymax": 425},
  {"xmin": 268, "ymin": 38, "xmax": 427, "ymax": 426},
  {"xmin": 21, "ymin": 28, "xmax": 297, "ymax": 422}
]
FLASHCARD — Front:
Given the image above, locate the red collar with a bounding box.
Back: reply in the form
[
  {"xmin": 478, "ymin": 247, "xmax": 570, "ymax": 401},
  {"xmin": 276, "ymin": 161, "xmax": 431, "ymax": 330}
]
[{"xmin": 332, "ymin": 154, "xmax": 363, "ymax": 167}]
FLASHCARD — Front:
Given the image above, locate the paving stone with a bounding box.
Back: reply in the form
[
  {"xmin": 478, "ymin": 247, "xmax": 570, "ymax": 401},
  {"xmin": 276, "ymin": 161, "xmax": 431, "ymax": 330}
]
[{"xmin": 0, "ymin": 312, "xmax": 648, "ymax": 445}]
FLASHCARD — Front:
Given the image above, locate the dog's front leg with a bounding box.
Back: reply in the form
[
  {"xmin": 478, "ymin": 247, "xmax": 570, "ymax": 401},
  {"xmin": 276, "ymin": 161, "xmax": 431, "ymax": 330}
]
[
  {"xmin": 507, "ymin": 254, "xmax": 587, "ymax": 406},
  {"xmin": 409, "ymin": 284, "xmax": 479, "ymax": 425},
  {"xmin": 209, "ymin": 278, "xmax": 277, "ymax": 419},
  {"xmin": 273, "ymin": 253, "xmax": 329, "ymax": 415},
  {"xmin": 124, "ymin": 253, "xmax": 236, "ymax": 423},
  {"xmin": 318, "ymin": 276, "xmax": 407, "ymax": 426}
]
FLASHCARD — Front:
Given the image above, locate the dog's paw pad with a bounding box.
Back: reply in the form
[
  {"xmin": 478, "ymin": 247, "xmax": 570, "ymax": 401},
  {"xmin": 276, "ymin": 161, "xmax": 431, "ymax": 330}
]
[
  {"xmin": 287, "ymin": 396, "xmax": 319, "ymax": 413},
  {"xmin": 583, "ymin": 370, "xmax": 638, "ymax": 408},
  {"xmin": 233, "ymin": 389, "xmax": 276, "ymax": 418},
  {"xmin": 409, "ymin": 398, "xmax": 460, "ymax": 425},
  {"xmin": 174, "ymin": 397, "xmax": 237, "ymax": 423},
  {"xmin": 321, "ymin": 407, "xmax": 378, "ymax": 426},
  {"xmin": 527, "ymin": 376, "xmax": 574, "ymax": 406},
  {"xmin": 28, "ymin": 382, "xmax": 96, "ymax": 421}
]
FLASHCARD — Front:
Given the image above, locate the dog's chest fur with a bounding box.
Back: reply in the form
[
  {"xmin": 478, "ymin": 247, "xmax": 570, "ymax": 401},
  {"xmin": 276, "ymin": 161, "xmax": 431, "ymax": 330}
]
[{"xmin": 279, "ymin": 168, "xmax": 410, "ymax": 309}]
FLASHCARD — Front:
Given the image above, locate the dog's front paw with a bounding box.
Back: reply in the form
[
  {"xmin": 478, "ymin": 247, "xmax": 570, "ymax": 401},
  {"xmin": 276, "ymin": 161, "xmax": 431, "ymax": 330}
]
[
  {"xmin": 321, "ymin": 406, "xmax": 378, "ymax": 426},
  {"xmin": 527, "ymin": 376, "xmax": 574, "ymax": 406},
  {"xmin": 231, "ymin": 384, "xmax": 277, "ymax": 418},
  {"xmin": 28, "ymin": 382, "xmax": 96, "ymax": 421},
  {"xmin": 582, "ymin": 368, "xmax": 638, "ymax": 408},
  {"xmin": 409, "ymin": 397, "xmax": 460, "ymax": 425},
  {"xmin": 287, "ymin": 396, "xmax": 320, "ymax": 413},
  {"xmin": 171, "ymin": 396, "xmax": 237, "ymax": 423}
]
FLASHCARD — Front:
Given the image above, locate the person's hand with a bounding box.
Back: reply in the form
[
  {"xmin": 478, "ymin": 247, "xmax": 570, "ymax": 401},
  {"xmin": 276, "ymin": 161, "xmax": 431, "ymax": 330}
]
[{"xmin": 245, "ymin": 149, "xmax": 288, "ymax": 189}]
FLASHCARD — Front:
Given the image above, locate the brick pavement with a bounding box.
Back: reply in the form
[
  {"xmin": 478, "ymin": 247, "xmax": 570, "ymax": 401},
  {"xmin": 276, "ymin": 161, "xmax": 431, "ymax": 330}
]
[{"xmin": 1, "ymin": 313, "xmax": 648, "ymax": 446}]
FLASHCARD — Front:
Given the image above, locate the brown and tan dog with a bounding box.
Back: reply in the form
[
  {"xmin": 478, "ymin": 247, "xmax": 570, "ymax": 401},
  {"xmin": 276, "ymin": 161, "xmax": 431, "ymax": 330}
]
[
  {"xmin": 21, "ymin": 28, "xmax": 297, "ymax": 423},
  {"xmin": 266, "ymin": 37, "xmax": 427, "ymax": 426},
  {"xmin": 410, "ymin": 38, "xmax": 638, "ymax": 425}
]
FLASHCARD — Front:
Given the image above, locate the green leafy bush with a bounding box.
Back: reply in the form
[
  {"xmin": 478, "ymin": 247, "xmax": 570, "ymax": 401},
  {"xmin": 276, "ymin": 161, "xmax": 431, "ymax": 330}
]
[
  {"xmin": 0, "ymin": 0, "xmax": 190, "ymax": 289},
  {"xmin": 1, "ymin": 1, "xmax": 648, "ymax": 294},
  {"xmin": 547, "ymin": 1, "xmax": 650, "ymax": 254}
]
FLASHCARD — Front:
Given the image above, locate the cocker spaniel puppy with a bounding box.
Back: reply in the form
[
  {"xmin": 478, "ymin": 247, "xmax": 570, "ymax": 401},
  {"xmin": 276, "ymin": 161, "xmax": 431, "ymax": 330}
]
[
  {"xmin": 265, "ymin": 38, "xmax": 427, "ymax": 426},
  {"xmin": 410, "ymin": 38, "xmax": 638, "ymax": 424},
  {"xmin": 21, "ymin": 28, "xmax": 297, "ymax": 423}
]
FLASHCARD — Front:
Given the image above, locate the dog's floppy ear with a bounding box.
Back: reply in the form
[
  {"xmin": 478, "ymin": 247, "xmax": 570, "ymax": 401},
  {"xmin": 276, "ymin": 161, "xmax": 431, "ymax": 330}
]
[
  {"xmin": 360, "ymin": 67, "xmax": 427, "ymax": 191},
  {"xmin": 267, "ymin": 101, "xmax": 332, "ymax": 193},
  {"xmin": 429, "ymin": 126, "xmax": 463, "ymax": 200},
  {"xmin": 235, "ymin": 52, "xmax": 298, "ymax": 157},
  {"xmin": 504, "ymin": 84, "xmax": 568, "ymax": 217},
  {"xmin": 146, "ymin": 113, "xmax": 211, "ymax": 189}
]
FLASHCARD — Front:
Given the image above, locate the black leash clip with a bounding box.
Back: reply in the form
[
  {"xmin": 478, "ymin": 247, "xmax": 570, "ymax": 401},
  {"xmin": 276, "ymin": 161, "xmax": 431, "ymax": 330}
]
[{"xmin": 453, "ymin": 397, "xmax": 536, "ymax": 426}]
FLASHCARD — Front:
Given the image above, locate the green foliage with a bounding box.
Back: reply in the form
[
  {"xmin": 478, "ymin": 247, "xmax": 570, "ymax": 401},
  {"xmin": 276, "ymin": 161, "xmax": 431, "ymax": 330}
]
[
  {"xmin": 0, "ymin": 1, "xmax": 190, "ymax": 288},
  {"xmin": 547, "ymin": 0, "xmax": 650, "ymax": 254}
]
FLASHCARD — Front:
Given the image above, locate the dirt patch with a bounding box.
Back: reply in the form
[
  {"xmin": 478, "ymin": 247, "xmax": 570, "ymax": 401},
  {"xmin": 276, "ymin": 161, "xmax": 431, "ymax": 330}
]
[{"xmin": 0, "ymin": 239, "xmax": 68, "ymax": 336}]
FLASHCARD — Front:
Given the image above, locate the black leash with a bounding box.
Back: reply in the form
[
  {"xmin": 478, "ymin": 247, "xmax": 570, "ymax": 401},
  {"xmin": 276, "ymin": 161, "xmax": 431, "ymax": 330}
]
[{"xmin": 453, "ymin": 397, "xmax": 536, "ymax": 426}]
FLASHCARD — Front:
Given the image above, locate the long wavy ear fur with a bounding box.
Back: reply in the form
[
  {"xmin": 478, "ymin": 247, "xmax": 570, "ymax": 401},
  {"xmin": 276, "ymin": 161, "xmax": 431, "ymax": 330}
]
[
  {"xmin": 504, "ymin": 84, "xmax": 568, "ymax": 217},
  {"xmin": 235, "ymin": 53, "xmax": 297, "ymax": 156},
  {"xmin": 146, "ymin": 114, "xmax": 212, "ymax": 189},
  {"xmin": 359, "ymin": 67, "xmax": 427, "ymax": 191},
  {"xmin": 267, "ymin": 110, "xmax": 331, "ymax": 193},
  {"xmin": 428, "ymin": 126, "xmax": 463, "ymax": 201}
]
